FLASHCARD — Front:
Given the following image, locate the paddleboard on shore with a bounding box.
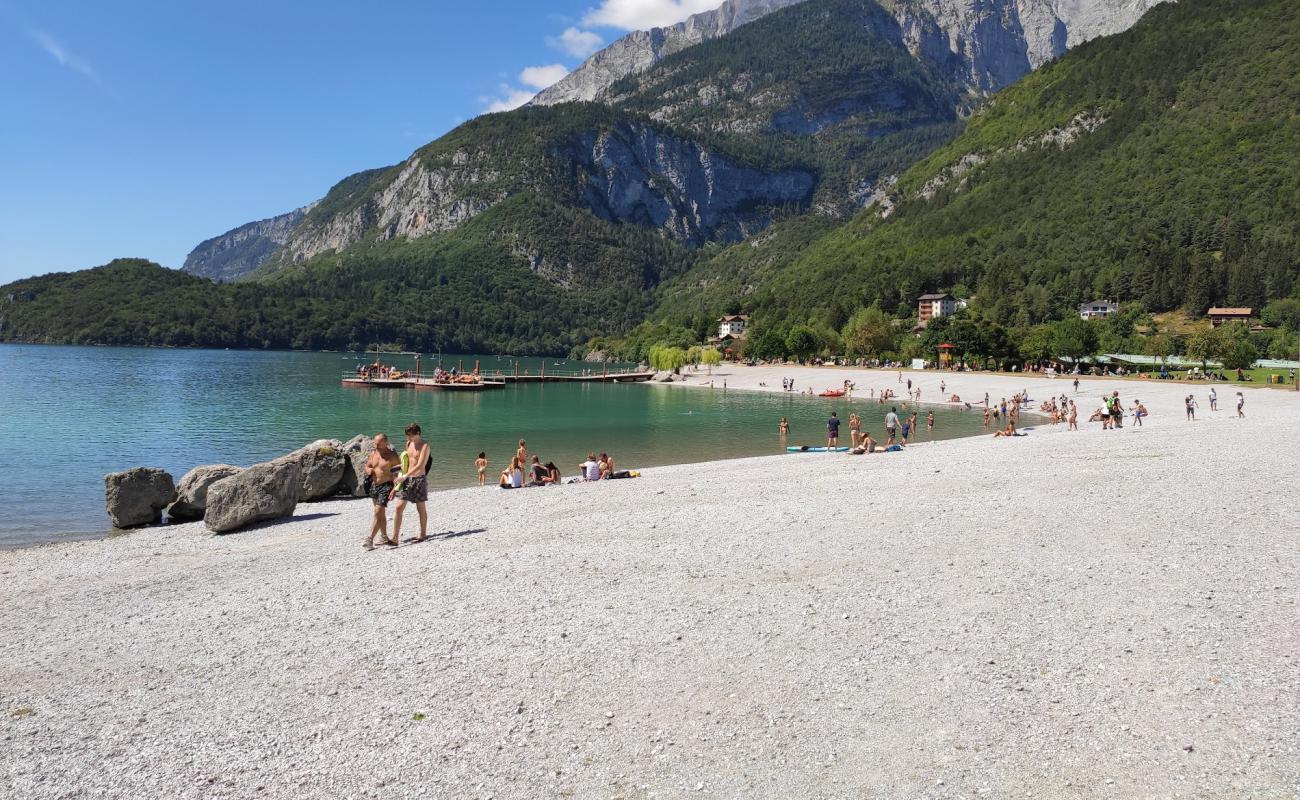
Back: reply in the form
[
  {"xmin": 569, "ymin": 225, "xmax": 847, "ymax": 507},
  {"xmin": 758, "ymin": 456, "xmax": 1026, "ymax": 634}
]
[{"xmin": 786, "ymin": 446, "xmax": 850, "ymax": 453}]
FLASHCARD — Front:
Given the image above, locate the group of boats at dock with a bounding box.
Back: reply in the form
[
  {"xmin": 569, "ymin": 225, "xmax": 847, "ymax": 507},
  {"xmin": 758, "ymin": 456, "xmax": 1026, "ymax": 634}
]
[{"xmin": 342, "ymin": 357, "xmax": 654, "ymax": 391}]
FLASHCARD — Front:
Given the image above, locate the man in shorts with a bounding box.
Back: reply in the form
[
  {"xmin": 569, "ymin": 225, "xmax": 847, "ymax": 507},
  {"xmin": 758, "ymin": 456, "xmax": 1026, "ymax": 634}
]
[
  {"xmin": 884, "ymin": 407, "xmax": 900, "ymax": 446},
  {"xmin": 393, "ymin": 423, "xmax": 431, "ymax": 544},
  {"xmin": 363, "ymin": 433, "xmax": 402, "ymax": 550},
  {"xmin": 827, "ymin": 412, "xmax": 840, "ymax": 450}
]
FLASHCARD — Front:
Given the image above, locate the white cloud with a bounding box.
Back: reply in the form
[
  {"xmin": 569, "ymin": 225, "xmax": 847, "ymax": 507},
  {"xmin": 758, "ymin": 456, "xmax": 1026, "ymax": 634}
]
[
  {"xmin": 582, "ymin": 0, "xmax": 721, "ymax": 30},
  {"xmin": 548, "ymin": 27, "xmax": 604, "ymax": 58},
  {"xmin": 481, "ymin": 63, "xmax": 574, "ymax": 113},
  {"xmin": 519, "ymin": 64, "xmax": 569, "ymax": 90},
  {"xmin": 27, "ymin": 29, "xmax": 101, "ymax": 84},
  {"xmin": 480, "ymin": 84, "xmax": 535, "ymax": 113}
]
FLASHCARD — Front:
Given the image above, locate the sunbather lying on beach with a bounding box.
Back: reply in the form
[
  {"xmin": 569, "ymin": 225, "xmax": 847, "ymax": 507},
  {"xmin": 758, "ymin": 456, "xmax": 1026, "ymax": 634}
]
[{"xmin": 993, "ymin": 421, "xmax": 1024, "ymax": 438}]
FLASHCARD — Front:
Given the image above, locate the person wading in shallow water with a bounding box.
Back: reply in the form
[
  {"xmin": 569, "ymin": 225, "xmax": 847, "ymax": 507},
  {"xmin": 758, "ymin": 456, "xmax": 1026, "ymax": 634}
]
[
  {"xmin": 363, "ymin": 433, "xmax": 402, "ymax": 550},
  {"xmin": 392, "ymin": 423, "xmax": 431, "ymax": 544}
]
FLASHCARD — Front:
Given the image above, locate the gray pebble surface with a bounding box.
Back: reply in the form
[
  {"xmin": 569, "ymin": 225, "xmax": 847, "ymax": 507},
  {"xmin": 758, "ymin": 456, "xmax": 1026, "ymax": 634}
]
[{"xmin": 1, "ymin": 370, "xmax": 1297, "ymax": 799}]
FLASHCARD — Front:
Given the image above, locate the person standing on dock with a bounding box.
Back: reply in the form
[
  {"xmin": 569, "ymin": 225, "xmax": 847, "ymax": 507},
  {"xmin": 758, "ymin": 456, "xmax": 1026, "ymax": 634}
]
[
  {"xmin": 363, "ymin": 433, "xmax": 402, "ymax": 550},
  {"xmin": 393, "ymin": 423, "xmax": 430, "ymax": 544}
]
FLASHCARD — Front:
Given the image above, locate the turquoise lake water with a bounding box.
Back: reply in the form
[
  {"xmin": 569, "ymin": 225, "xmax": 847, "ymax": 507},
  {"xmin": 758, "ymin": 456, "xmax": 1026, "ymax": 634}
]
[{"xmin": 0, "ymin": 344, "xmax": 991, "ymax": 547}]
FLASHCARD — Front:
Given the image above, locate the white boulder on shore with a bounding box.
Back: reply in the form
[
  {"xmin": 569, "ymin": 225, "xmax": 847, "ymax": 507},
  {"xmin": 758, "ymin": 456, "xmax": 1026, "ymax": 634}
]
[
  {"xmin": 102, "ymin": 467, "xmax": 175, "ymax": 529},
  {"xmin": 166, "ymin": 464, "xmax": 243, "ymax": 521},
  {"xmin": 203, "ymin": 460, "xmax": 300, "ymax": 534}
]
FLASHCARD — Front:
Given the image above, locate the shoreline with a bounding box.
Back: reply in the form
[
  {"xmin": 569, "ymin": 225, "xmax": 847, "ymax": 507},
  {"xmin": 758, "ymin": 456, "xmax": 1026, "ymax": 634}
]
[
  {"xmin": 2, "ymin": 366, "xmax": 1297, "ymax": 796},
  {"xmin": 4, "ymin": 362, "xmax": 1277, "ymax": 552}
]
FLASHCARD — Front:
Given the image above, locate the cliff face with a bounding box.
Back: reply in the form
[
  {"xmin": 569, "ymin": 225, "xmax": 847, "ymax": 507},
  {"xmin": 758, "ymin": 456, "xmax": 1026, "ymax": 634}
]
[
  {"xmin": 533, "ymin": 0, "xmax": 806, "ymax": 105},
  {"xmin": 269, "ymin": 119, "xmax": 814, "ymax": 267},
  {"xmin": 182, "ymin": 205, "xmax": 315, "ymax": 282},
  {"xmin": 533, "ymin": 0, "xmax": 1171, "ymax": 106}
]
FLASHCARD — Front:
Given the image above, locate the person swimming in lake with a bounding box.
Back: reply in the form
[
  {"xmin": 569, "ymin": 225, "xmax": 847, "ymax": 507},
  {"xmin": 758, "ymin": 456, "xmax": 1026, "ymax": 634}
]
[
  {"xmin": 779, "ymin": 417, "xmax": 790, "ymax": 436},
  {"xmin": 927, "ymin": 410, "xmax": 934, "ymax": 435},
  {"xmin": 475, "ymin": 452, "xmax": 488, "ymax": 486}
]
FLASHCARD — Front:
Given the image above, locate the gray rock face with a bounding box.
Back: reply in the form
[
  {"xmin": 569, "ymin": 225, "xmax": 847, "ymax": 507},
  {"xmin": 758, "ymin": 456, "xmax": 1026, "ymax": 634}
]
[
  {"xmin": 104, "ymin": 468, "xmax": 177, "ymax": 529},
  {"xmin": 534, "ymin": 0, "xmax": 1171, "ymax": 106},
  {"xmin": 534, "ymin": 0, "xmax": 807, "ymax": 105},
  {"xmin": 274, "ymin": 439, "xmax": 346, "ymax": 502},
  {"xmin": 276, "ymin": 123, "xmax": 813, "ymax": 265},
  {"xmin": 168, "ymin": 464, "xmax": 243, "ymax": 521},
  {"xmin": 278, "ymin": 157, "xmax": 500, "ymax": 265},
  {"xmin": 204, "ymin": 460, "xmax": 301, "ymax": 534},
  {"xmin": 338, "ymin": 435, "xmax": 375, "ymax": 498},
  {"xmin": 567, "ymin": 125, "xmax": 815, "ymax": 245},
  {"xmin": 182, "ymin": 203, "xmax": 317, "ymax": 282}
]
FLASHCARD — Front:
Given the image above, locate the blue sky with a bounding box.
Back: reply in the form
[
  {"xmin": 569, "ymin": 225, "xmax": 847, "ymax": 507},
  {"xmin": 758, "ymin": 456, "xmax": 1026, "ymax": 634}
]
[{"xmin": 0, "ymin": 0, "xmax": 726, "ymax": 284}]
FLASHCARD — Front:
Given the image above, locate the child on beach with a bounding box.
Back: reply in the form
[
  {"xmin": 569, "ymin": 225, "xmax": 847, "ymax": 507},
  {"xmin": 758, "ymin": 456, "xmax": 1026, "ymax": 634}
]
[
  {"xmin": 475, "ymin": 452, "xmax": 488, "ymax": 486},
  {"xmin": 1236, "ymin": 392, "xmax": 1245, "ymax": 418}
]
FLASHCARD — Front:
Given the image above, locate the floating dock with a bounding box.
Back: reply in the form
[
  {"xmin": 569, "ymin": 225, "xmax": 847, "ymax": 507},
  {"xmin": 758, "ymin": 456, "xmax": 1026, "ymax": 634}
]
[{"xmin": 342, "ymin": 369, "xmax": 654, "ymax": 389}]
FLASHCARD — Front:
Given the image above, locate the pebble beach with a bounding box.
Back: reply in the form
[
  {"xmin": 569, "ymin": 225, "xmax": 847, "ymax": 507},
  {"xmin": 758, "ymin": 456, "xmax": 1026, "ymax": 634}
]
[{"xmin": 2, "ymin": 367, "xmax": 1297, "ymax": 799}]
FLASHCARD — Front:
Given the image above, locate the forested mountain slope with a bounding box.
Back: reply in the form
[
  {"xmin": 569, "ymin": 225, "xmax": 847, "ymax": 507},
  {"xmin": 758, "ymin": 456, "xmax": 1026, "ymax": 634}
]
[{"xmin": 655, "ymin": 0, "xmax": 1300, "ymax": 332}]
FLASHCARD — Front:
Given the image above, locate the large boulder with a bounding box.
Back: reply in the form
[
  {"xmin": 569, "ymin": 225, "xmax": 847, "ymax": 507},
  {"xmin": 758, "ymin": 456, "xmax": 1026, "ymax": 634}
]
[
  {"xmin": 274, "ymin": 439, "xmax": 345, "ymax": 501},
  {"xmin": 168, "ymin": 464, "xmax": 243, "ymax": 521},
  {"xmin": 104, "ymin": 468, "xmax": 176, "ymax": 529},
  {"xmin": 337, "ymin": 435, "xmax": 375, "ymax": 498},
  {"xmin": 204, "ymin": 460, "xmax": 301, "ymax": 533}
]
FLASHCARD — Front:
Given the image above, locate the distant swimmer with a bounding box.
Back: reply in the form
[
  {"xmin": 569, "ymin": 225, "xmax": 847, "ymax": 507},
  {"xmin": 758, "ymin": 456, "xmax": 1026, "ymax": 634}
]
[{"xmin": 779, "ymin": 417, "xmax": 790, "ymax": 436}]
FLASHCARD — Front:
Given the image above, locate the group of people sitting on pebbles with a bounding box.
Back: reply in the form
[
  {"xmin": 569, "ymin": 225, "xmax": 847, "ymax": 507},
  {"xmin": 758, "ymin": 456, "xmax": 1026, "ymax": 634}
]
[{"xmin": 485, "ymin": 440, "xmax": 635, "ymax": 489}]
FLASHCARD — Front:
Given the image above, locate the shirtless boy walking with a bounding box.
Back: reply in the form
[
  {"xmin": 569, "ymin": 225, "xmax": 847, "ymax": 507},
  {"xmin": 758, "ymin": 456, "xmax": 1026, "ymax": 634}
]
[{"xmin": 393, "ymin": 423, "xmax": 431, "ymax": 544}]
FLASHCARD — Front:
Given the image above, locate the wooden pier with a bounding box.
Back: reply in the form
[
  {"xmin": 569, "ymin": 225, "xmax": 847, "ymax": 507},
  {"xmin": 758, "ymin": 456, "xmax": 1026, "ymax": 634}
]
[{"xmin": 342, "ymin": 368, "xmax": 654, "ymax": 389}]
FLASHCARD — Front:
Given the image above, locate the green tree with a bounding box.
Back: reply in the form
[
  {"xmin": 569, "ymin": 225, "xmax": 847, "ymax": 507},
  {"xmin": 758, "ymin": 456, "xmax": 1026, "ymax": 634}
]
[
  {"xmin": 1185, "ymin": 327, "xmax": 1224, "ymax": 370},
  {"xmin": 841, "ymin": 306, "xmax": 893, "ymax": 358},
  {"xmin": 747, "ymin": 327, "xmax": 788, "ymax": 361},
  {"xmin": 1052, "ymin": 318, "xmax": 1097, "ymax": 362},
  {"xmin": 1261, "ymin": 298, "xmax": 1300, "ymax": 330},
  {"xmin": 786, "ymin": 325, "xmax": 820, "ymax": 362},
  {"xmin": 1221, "ymin": 338, "xmax": 1259, "ymax": 370},
  {"xmin": 1020, "ymin": 324, "xmax": 1056, "ymax": 363},
  {"xmin": 699, "ymin": 346, "xmax": 722, "ymax": 373},
  {"xmin": 1144, "ymin": 334, "xmax": 1175, "ymax": 365},
  {"xmin": 648, "ymin": 344, "xmax": 689, "ymax": 373}
]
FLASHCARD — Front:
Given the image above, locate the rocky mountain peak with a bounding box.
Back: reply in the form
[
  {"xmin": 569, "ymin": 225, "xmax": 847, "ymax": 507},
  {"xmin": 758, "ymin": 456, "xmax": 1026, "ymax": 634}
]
[{"xmin": 533, "ymin": 0, "xmax": 1171, "ymax": 106}]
